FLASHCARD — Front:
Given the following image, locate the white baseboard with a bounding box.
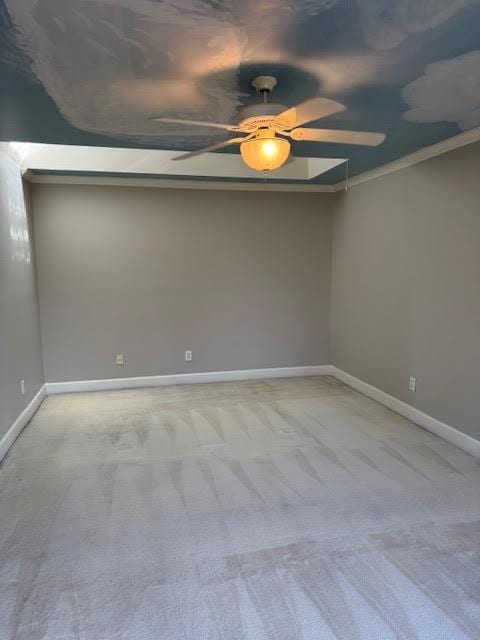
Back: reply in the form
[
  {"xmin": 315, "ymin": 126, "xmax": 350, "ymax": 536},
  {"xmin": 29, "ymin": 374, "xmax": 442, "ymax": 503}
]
[
  {"xmin": 0, "ymin": 385, "xmax": 47, "ymax": 463},
  {"xmin": 331, "ymin": 367, "xmax": 480, "ymax": 459},
  {"xmin": 46, "ymin": 365, "xmax": 333, "ymax": 395},
  {"xmin": 8, "ymin": 367, "xmax": 477, "ymax": 465}
]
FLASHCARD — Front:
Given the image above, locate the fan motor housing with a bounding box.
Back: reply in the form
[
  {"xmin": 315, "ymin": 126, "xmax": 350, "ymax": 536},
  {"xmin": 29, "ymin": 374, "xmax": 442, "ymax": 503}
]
[{"xmin": 237, "ymin": 103, "xmax": 288, "ymax": 132}]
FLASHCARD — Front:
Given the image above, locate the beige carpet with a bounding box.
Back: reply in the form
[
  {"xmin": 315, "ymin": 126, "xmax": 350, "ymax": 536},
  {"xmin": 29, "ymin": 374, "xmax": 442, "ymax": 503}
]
[{"xmin": 1, "ymin": 376, "xmax": 480, "ymax": 639}]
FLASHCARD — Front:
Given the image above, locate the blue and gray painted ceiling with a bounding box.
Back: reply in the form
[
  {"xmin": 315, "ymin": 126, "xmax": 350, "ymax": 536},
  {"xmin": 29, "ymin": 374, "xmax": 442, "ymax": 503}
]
[{"xmin": 1, "ymin": 0, "xmax": 480, "ymax": 184}]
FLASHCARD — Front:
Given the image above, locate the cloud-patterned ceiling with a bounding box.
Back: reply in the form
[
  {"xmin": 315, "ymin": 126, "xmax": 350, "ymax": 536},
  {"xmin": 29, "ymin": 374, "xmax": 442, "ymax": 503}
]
[{"xmin": 1, "ymin": 0, "xmax": 479, "ymax": 183}]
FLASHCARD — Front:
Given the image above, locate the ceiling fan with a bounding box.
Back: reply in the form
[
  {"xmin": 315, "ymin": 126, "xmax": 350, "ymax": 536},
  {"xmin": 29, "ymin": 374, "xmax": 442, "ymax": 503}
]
[{"xmin": 150, "ymin": 76, "xmax": 386, "ymax": 172}]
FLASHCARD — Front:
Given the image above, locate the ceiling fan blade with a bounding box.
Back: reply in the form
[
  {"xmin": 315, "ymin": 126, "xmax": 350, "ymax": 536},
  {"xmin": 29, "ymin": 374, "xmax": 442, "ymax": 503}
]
[
  {"xmin": 289, "ymin": 128, "xmax": 386, "ymax": 146},
  {"xmin": 172, "ymin": 136, "xmax": 249, "ymax": 161},
  {"xmin": 150, "ymin": 116, "xmax": 238, "ymax": 131},
  {"xmin": 274, "ymin": 98, "xmax": 346, "ymax": 129}
]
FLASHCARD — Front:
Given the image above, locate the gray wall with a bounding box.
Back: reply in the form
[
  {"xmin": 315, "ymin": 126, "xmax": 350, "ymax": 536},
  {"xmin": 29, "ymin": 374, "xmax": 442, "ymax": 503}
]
[
  {"xmin": 33, "ymin": 185, "xmax": 333, "ymax": 382},
  {"xmin": 332, "ymin": 141, "xmax": 480, "ymax": 439},
  {"xmin": 0, "ymin": 145, "xmax": 44, "ymax": 441}
]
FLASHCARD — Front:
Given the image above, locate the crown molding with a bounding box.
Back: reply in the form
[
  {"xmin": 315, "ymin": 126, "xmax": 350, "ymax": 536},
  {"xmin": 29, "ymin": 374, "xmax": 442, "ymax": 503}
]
[
  {"xmin": 333, "ymin": 126, "xmax": 480, "ymax": 192},
  {"xmin": 24, "ymin": 172, "xmax": 335, "ymax": 192}
]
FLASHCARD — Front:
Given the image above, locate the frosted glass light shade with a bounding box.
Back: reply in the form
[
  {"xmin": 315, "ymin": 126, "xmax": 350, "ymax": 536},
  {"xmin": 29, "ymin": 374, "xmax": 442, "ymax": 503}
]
[{"xmin": 240, "ymin": 129, "xmax": 290, "ymax": 172}]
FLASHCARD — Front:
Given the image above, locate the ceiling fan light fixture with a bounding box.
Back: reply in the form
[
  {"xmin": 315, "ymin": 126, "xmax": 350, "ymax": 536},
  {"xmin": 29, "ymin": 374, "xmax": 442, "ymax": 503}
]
[
  {"xmin": 156, "ymin": 77, "xmax": 386, "ymax": 165},
  {"xmin": 240, "ymin": 129, "xmax": 290, "ymax": 172}
]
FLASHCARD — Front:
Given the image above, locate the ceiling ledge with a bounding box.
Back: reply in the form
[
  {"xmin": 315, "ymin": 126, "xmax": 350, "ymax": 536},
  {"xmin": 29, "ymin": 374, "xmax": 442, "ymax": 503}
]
[
  {"xmin": 21, "ymin": 144, "xmax": 345, "ymax": 183},
  {"xmin": 20, "ymin": 125, "xmax": 480, "ymax": 193},
  {"xmin": 24, "ymin": 173, "xmax": 335, "ymax": 192}
]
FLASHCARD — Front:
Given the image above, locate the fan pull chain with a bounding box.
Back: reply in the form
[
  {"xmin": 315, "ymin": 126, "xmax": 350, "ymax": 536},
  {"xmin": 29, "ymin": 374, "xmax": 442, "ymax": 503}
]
[{"xmin": 345, "ymin": 159, "xmax": 349, "ymax": 191}]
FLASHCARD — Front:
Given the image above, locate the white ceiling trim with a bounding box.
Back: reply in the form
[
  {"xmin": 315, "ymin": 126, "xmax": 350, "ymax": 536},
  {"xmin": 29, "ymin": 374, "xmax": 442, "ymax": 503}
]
[
  {"xmin": 25, "ymin": 173, "xmax": 335, "ymax": 192},
  {"xmin": 333, "ymin": 126, "xmax": 480, "ymax": 192}
]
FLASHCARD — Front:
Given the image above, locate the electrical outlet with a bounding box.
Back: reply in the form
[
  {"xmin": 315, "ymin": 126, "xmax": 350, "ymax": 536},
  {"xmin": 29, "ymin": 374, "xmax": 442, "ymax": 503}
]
[
  {"xmin": 116, "ymin": 354, "xmax": 125, "ymax": 366},
  {"xmin": 185, "ymin": 350, "xmax": 192, "ymax": 362},
  {"xmin": 20, "ymin": 379, "xmax": 25, "ymax": 396},
  {"xmin": 409, "ymin": 376, "xmax": 416, "ymax": 392}
]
